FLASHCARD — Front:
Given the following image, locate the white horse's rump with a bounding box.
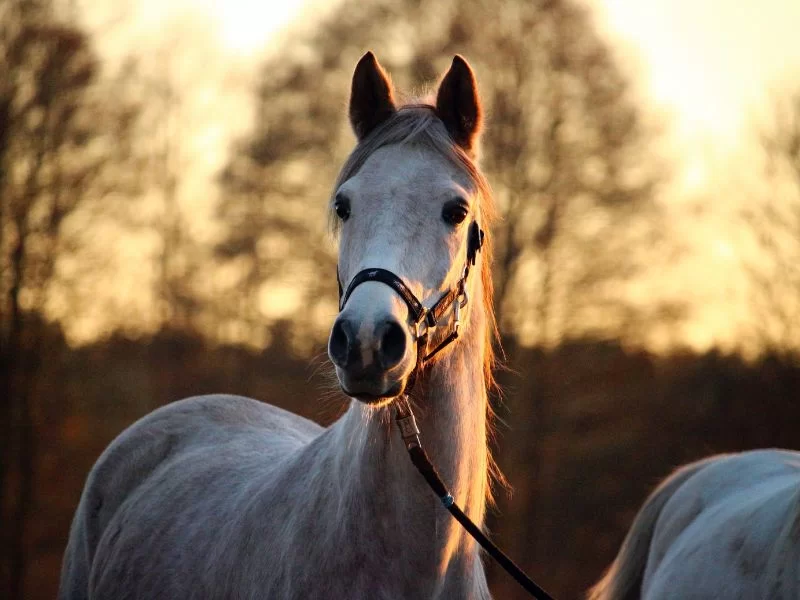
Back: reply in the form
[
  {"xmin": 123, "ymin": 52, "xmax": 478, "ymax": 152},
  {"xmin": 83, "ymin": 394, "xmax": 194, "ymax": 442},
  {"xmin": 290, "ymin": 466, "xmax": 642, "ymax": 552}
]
[
  {"xmin": 60, "ymin": 53, "xmax": 499, "ymax": 599},
  {"xmin": 589, "ymin": 449, "xmax": 800, "ymax": 600}
]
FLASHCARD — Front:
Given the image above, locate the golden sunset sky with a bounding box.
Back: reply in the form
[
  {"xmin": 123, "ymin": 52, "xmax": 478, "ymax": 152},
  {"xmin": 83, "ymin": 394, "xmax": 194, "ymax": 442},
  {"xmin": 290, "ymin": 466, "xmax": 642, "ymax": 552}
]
[
  {"xmin": 593, "ymin": 0, "xmax": 800, "ymax": 352},
  {"xmin": 71, "ymin": 0, "xmax": 800, "ymax": 351}
]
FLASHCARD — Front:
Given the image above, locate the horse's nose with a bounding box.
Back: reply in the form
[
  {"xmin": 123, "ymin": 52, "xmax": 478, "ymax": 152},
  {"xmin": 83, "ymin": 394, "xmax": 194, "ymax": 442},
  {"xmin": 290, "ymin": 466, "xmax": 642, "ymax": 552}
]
[{"xmin": 328, "ymin": 317, "xmax": 408, "ymax": 373}]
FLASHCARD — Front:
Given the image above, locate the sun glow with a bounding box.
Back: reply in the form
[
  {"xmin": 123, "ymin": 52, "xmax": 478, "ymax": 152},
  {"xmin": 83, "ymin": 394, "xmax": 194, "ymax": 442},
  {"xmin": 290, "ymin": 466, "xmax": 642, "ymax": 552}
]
[
  {"xmin": 711, "ymin": 239, "xmax": 736, "ymax": 262},
  {"xmin": 210, "ymin": 0, "xmax": 305, "ymax": 55},
  {"xmin": 113, "ymin": 0, "xmax": 311, "ymax": 56},
  {"xmin": 593, "ymin": 0, "xmax": 800, "ymax": 144}
]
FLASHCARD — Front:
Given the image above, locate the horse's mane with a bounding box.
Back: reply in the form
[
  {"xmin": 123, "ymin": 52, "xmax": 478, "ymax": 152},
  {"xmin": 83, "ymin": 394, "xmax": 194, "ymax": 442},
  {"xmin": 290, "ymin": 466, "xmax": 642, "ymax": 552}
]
[{"xmin": 329, "ymin": 103, "xmax": 506, "ymax": 501}]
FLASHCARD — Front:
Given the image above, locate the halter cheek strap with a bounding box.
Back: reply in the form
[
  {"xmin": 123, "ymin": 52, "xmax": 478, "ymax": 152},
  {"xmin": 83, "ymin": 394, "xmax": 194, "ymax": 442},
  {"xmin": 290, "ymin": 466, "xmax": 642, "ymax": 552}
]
[{"xmin": 336, "ymin": 221, "xmax": 485, "ymax": 387}]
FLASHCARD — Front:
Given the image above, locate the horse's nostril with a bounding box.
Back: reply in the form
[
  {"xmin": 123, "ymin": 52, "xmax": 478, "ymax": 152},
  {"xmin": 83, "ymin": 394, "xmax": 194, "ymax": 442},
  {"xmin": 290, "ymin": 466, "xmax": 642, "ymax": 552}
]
[
  {"xmin": 378, "ymin": 320, "xmax": 406, "ymax": 369},
  {"xmin": 329, "ymin": 319, "xmax": 352, "ymax": 368}
]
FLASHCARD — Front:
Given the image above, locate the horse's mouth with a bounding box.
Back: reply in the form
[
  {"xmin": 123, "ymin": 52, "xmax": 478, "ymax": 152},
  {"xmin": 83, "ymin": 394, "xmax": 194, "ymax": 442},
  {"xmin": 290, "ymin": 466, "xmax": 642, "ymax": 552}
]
[{"xmin": 341, "ymin": 380, "xmax": 404, "ymax": 405}]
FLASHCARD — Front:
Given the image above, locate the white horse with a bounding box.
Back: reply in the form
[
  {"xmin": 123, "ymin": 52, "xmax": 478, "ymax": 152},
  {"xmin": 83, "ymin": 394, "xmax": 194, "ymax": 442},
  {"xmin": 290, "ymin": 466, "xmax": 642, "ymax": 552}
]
[
  {"xmin": 60, "ymin": 53, "xmax": 502, "ymax": 599},
  {"xmin": 589, "ymin": 449, "xmax": 800, "ymax": 600}
]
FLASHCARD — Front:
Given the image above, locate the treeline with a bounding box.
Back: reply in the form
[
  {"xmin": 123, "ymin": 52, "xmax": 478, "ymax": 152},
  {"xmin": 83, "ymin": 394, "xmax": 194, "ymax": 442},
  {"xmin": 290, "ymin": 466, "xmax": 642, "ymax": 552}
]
[{"xmin": 16, "ymin": 321, "xmax": 800, "ymax": 599}]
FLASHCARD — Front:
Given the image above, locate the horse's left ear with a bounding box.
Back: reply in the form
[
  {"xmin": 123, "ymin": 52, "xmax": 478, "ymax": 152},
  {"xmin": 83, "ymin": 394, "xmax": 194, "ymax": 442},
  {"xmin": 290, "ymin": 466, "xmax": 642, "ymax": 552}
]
[{"xmin": 436, "ymin": 55, "xmax": 482, "ymax": 155}]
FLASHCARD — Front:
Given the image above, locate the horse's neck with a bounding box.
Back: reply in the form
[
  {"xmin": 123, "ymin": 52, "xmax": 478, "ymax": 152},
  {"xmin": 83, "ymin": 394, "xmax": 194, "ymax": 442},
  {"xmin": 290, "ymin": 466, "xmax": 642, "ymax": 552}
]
[{"xmin": 323, "ymin": 307, "xmax": 489, "ymax": 579}]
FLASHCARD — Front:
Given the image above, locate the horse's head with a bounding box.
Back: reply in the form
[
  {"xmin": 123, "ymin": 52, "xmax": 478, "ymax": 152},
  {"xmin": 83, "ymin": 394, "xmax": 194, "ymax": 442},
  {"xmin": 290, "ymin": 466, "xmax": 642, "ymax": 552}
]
[{"xmin": 329, "ymin": 52, "xmax": 490, "ymax": 405}]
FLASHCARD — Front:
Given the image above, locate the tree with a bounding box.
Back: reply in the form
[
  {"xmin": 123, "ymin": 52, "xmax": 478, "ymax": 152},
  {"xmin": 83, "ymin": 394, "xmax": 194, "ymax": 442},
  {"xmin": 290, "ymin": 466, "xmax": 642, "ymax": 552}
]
[
  {"xmin": 135, "ymin": 43, "xmax": 202, "ymax": 337},
  {"xmin": 742, "ymin": 87, "xmax": 800, "ymax": 363},
  {"xmin": 430, "ymin": 1, "xmax": 669, "ymax": 347},
  {"xmin": 215, "ymin": 0, "xmax": 670, "ymax": 353},
  {"xmin": 0, "ymin": 2, "xmax": 138, "ymax": 595}
]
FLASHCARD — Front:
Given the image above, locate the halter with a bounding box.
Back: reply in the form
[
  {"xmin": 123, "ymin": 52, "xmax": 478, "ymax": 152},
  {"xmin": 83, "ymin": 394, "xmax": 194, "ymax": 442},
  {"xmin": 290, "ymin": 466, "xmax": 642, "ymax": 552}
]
[{"xmin": 337, "ymin": 220, "xmax": 484, "ymax": 390}]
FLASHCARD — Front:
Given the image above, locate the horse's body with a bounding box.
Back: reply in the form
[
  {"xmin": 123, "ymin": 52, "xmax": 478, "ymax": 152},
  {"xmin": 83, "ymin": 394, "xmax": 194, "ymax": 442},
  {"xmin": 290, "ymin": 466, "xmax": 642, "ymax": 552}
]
[
  {"xmin": 60, "ymin": 54, "xmax": 497, "ymax": 599},
  {"xmin": 60, "ymin": 391, "xmax": 488, "ymax": 599},
  {"xmin": 589, "ymin": 449, "xmax": 800, "ymax": 600}
]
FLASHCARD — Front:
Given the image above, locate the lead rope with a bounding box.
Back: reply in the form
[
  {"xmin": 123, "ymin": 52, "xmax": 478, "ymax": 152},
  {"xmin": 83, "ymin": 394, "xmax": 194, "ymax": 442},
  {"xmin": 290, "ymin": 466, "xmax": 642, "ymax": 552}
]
[
  {"xmin": 394, "ymin": 397, "xmax": 557, "ymax": 600},
  {"xmin": 337, "ymin": 221, "xmax": 554, "ymax": 597}
]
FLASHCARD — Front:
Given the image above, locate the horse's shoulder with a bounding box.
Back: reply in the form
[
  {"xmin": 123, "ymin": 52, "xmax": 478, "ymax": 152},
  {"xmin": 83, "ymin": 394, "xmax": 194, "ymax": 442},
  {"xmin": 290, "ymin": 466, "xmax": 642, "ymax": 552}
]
[
  {"xmin": 98, "ymin": 394, "xmax": 315, "ymax": 461},
  {"xmin": 84, "ymin": 395, "xmax": 323, "ymax": 528},
  {"xmin": 157, "ymin": 394, "xmax": 324, "ymax": 440}
]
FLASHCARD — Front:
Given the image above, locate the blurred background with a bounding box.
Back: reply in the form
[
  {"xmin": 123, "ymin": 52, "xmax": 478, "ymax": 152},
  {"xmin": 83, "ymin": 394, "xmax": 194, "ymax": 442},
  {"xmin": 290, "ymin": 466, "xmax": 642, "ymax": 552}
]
[{"xmin": 2, "ymin": 0, "xmax": 800, "ymax": 597}]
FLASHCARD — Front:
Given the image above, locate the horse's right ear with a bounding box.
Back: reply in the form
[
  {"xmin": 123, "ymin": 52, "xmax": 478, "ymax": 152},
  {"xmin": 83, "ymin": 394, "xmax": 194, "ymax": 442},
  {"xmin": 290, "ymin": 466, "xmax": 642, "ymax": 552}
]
[{"xmin": 349, "ymin": 52, "xmax": 396, "ymax": 141}]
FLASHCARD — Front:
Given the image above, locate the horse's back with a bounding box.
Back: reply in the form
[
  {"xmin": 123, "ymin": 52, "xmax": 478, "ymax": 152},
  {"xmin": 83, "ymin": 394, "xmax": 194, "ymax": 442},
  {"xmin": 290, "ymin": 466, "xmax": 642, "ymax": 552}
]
[
  {"xmin": 59, "ymin": 394, "xmax": 323, "ymax": 600},
  {"xmin": 590, "ymin": 449, "xmax": 800, "ymax": 600},
  {"xmin": 644, "ymin": 449, "xmax": 800, "ymax": 599}
]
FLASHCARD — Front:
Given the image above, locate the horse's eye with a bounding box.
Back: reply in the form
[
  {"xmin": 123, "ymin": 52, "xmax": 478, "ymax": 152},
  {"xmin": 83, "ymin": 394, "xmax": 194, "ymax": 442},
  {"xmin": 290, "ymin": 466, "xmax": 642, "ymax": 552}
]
[
  {"xmin": 334, "ymin": 194, "xmax": 351, "ymax": 222},
  {"xmin": 442, "ymin": 200, "xmax": 469, "ymax": 226}
]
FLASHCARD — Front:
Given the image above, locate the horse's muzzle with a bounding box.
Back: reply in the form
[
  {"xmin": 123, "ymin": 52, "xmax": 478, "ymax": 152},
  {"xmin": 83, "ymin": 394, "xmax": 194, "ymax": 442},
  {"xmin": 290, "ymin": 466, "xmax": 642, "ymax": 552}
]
[{"xmin": 328, "ymin": 315, "xmax": 411, "ymax": 403}]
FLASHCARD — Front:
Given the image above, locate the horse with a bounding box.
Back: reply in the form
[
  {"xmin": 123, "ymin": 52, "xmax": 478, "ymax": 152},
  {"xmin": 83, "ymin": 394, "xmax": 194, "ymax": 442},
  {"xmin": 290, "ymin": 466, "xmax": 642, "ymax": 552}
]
[
  {"xmin": 588, "ymin": 448, "xmax": 800, "ymax": 600},
  {"xmin": 59, "ymin": 52, "xmax": 501, "ymax": 599}
]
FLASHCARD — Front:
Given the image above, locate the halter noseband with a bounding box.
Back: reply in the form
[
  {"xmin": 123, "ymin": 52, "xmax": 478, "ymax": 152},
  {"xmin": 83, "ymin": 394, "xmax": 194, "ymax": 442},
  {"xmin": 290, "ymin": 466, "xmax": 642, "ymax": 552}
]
[{"xmin": 336, "ymin": 221, "xmax": 485, "ymax": 389}]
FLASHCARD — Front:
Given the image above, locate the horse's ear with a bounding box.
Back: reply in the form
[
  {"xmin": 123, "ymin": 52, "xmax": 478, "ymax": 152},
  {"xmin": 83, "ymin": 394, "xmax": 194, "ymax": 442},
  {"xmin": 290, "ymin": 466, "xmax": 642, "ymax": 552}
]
[
  {"xmin": 349, "ymin": 52, "xmax": 396, "ymax": 141},
  {"xmin": 435, "ymin": 56, "xmax": 482, "ymax": 155}
]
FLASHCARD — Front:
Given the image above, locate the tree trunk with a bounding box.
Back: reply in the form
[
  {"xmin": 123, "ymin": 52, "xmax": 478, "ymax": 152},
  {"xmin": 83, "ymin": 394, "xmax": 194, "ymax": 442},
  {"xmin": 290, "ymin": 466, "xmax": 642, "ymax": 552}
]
[
  {"xmin": 4, "ymin": 222, "xmax": 27, "ymax": 599},
  {"xmin": 9, "ymin": 383, "xmax": 34, "ymax": 600}
]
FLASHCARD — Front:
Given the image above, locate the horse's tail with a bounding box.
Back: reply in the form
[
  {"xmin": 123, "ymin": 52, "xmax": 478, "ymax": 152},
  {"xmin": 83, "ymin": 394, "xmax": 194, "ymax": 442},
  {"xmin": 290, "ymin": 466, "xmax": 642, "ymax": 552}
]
[
  {"xmin": 586, "ymin": 458, "xmax": 715, "ymax": 600},
  {"xmin": 58, "ymin": 481, "xmax": 96, "ymax": 600}
]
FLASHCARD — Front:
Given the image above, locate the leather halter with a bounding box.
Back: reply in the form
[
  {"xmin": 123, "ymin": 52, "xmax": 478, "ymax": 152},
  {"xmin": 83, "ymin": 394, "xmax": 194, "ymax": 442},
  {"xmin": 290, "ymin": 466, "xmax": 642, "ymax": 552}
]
[{"xmin": 336, "ymin": 221, "xmax": 485, "ymax": 390}]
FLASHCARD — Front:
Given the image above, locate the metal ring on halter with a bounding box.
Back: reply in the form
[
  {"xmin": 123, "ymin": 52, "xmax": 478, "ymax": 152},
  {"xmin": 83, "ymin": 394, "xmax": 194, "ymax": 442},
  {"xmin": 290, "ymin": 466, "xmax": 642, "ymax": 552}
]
[{"xmin": 414, "ymin": 312, "xmax": 435, "ymax": 341}]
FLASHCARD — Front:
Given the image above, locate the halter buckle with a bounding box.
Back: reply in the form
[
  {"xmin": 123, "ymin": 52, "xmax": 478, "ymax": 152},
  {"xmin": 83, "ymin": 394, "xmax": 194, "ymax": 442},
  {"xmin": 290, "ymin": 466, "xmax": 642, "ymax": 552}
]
[
  {"xmin": 452, "ymin": 283, "xmax": 468, "ymax": 336},
  {"xmin": 414, "ymin": 308, "xmax": 442, "ymax": 340},
  {"xmin": 458, "ymin": 285, "xmax": 469, "ymax": 309},
  {"xmin": 396, "ymin": 413, "xmax": 422, "ymax": 449},
  {"xmin": 414, "ymin": 315, "xmax": 430, "ymax": 340}
]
